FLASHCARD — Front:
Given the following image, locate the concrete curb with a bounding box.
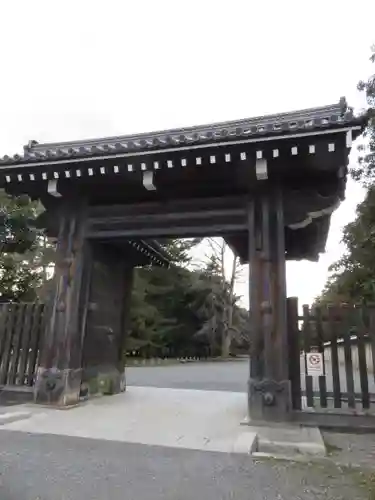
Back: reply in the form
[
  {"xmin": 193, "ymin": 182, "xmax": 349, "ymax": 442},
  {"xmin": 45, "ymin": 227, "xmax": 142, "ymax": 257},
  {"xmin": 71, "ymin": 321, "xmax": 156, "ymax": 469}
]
[
  {"xmin": 0, "ymin": 411, "xmax": 31, "ymax": 425},
  {"xmin": 232, "ymin": 431, "xmax": 258, "ymax": 454},
  {"xmin": 241, "ymin": 416, "xmax": 326, "ymax": 459},
  {"xmin": 252, "ymin": 425, "xmax": 326, "ymax": 458}
]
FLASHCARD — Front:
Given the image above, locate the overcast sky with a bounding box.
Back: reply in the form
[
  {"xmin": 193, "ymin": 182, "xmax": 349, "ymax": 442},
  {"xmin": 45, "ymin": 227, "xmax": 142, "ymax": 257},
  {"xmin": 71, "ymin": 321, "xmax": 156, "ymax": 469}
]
[{"xmin": 1, "ymin": 0, "xmax": 374, "ymax": 306}]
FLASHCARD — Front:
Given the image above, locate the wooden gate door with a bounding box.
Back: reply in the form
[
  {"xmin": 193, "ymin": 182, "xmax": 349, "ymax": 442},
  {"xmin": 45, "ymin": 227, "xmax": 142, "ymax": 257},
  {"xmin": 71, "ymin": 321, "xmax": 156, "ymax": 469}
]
[{"xmin": 81, "ymin": 242, "xmax": 133, "ymax": 396}]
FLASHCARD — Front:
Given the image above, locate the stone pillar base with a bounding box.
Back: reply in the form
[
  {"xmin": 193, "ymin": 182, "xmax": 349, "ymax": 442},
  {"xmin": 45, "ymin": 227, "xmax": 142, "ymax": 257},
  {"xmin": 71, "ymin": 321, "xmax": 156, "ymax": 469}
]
[
  {"xmin": 248, "ymin": 378, "xmax": 291, "ymax": 423},
  {"xmin": 34, "ymin": 367, "xmax": 82, "ymax": 407},
  {"xmin": 82, "ymin": 365, "xmax": 126, "ymax": 396}
]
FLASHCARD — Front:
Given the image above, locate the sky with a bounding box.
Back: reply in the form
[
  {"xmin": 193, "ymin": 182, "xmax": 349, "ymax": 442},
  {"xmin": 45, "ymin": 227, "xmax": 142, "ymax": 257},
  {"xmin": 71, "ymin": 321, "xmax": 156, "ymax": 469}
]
[{"xmin": 0, "ymin": 0, "xmax": 374, "ymax": 306}]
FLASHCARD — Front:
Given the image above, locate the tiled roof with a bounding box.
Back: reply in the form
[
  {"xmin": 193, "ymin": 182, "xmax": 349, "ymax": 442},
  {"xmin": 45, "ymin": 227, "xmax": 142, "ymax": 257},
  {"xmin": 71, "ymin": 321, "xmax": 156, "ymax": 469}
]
[
  {"xmin": 0, "ymin": 98, "xmax": 365, "ymax": 166},
  {"xmin": 129, "ymin": 239, "xmax": 171, "ymax": 267}
]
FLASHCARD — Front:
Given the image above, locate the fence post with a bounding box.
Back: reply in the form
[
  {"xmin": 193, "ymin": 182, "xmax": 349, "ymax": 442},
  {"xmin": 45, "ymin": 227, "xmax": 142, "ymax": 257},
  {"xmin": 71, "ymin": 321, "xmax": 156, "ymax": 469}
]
[
  {"xmin": 315, "ymin": 307, "xmax": 328, "ymax": 408},
  {"xmin": 339, "ymin": 305, "xmax": 355, "ymax": 408},
  {"xmin": 370, "ymin": 307, "xmax": 375, "ymax": 386},
  {"xmin": 357, "ymin": 307, "xmax": 370, "ymax": 409},
  {"xmin": 286, "ymin": 297, "xmax": 301, "ymax": 410},
  {"xmin": 302, "ymin": 304, "xmax": 314, "ymax": 408},
  {"xmin": 328, "ymin": 306, "xmax": 342, "ymax": 408},
  {"xmin": 0, "ymin": 304, "xmax": 17, "ymax": 385},
  {"xmin": 18, "ymin": 304, "xmax": 35, "ymax": 385},
  {"xmin": 27, "ymin": 304, "xmax": 45, "ymax": 386}
]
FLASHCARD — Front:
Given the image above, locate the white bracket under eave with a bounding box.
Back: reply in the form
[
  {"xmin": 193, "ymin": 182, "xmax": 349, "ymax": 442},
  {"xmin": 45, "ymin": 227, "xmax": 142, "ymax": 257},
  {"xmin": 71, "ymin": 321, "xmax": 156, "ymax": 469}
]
[
  {"xmin": 346, "ymin": 130, "xmax": 352, "ymax": 148},
  {"xmin": 255, "ymin": 158, "xmax": 268, "ymax": 180},
  {"xmin": 47, "ymin": 179, "xmax": 62, "ymax": 197},
  {"xmin": 143, "ymin": 171, "xmax": 156, "ymax": 191}
]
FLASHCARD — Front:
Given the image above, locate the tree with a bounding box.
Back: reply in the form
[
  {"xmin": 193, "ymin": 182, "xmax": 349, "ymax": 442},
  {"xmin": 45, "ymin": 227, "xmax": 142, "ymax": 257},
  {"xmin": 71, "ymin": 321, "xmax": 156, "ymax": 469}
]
[
  {"xmin": 159, "ymin": 238, "xmax": 203, "ymax": 264},
  {"xmin": 316, "ymin": 47, "xmax": 375, "ymax": 305},
  {"xmin": 317, "ymin": 187, "xmax": 375, "ymax": 305},
  {"xmin": 127, "ymin": 238, "xmax": 210, "ymax": 358},
  {"xmin": 126, "ymin": 237, "xmax": 249, "ymax": 359},
  {"xmin": 351, "ymin": 46, "xmax": 375, "ymax": 185},
  {"xmin": 128, "ymin": 264, "xmax": 210, "ymax": 358},
  {"xmin": 0, "ymin": 190, "xmax": 55, "ymax": 302},
  {"xmin": 0, "ymin": 191, "xmax": 38, "ymax": 254},
  {"xmin": 192, "ymin": 238, "xmax": 244, "ymax": 357}
]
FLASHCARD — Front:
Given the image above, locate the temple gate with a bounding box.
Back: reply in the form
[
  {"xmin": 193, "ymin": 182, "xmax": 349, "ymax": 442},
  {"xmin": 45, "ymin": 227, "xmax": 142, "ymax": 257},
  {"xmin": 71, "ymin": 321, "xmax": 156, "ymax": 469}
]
[{"xmin": 0, "ymin": 98, "xmax": 365, "ymax": 421}]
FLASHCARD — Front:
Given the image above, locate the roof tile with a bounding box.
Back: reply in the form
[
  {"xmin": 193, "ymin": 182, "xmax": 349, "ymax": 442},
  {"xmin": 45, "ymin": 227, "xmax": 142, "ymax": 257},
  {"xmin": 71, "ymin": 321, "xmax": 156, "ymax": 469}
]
[{"xmin": 0, "ymin": 98, "xmax": 366, "ymax": 167}]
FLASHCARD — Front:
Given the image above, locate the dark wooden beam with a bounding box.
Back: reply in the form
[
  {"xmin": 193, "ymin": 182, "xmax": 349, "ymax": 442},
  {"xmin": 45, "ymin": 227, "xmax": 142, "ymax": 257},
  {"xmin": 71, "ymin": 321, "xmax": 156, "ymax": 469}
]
[
  {"xmin": 88, "ymin": 195, "xmax": 247, "ymax": 218},
  {"xmin": 248, "ymin": 197, "xmax": 264, "ymax": 381},
  {"xmin": 274, "ymin": 188, "xmax": 288, "ymax": 382},
  {"xmin": 34, "ymin": 198, "xmax": 89, "ymax": 406},
  {"xmin": 86, "ymin": 222, "xmax": 247, "ymax": 239},
  {"xmin": 248, "ymin": 188, "xmax": 291, "ymax": 422},
  {"xmin": 89, "ymin": 208, "xmax": 246, "ymax": 226}
]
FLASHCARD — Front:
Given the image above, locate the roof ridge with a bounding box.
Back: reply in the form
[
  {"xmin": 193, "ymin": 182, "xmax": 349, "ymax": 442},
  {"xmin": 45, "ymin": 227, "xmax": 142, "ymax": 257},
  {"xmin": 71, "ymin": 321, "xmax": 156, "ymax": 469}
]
[
  {"xmin": 0, "ymin": 98, "xmax": 364, "ymax": 167},
  {"xmin": 27, "ymin": 99, "xmax": 347, "ymax": 152}
]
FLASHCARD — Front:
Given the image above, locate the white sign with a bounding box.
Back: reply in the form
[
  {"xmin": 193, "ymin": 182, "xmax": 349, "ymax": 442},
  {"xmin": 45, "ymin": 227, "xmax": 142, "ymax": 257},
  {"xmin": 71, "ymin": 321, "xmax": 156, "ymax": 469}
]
[{"xmin": 306, "ymin": 352, "xmax": 324, "ymax": 377}]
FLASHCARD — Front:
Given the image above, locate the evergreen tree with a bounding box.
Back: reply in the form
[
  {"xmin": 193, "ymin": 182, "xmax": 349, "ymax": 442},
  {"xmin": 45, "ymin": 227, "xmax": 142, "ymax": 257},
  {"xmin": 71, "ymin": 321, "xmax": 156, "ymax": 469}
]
[
  {"xmin": 0, "ymin": 190, "xmax": 55, "ymax": 302},
  {"xmin": 317, "ymin": 47, "xmax": 375, "ymax": 305}
]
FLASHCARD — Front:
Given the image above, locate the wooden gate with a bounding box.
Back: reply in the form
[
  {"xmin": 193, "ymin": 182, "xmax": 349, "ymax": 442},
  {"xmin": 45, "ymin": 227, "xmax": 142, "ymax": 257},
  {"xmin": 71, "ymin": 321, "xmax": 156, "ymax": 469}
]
[
  {"xmin": 287, "ymin": 298, "xmax": 375, "ymax": 429},
  {"xmin": 0, "ymin": 303, "xmax": 45, "ymax": 388}
]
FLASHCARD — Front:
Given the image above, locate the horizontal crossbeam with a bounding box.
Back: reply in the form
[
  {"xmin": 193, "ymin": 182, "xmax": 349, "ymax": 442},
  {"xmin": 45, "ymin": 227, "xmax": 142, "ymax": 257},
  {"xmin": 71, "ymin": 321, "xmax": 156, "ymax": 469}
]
[
  {"xmin": 89, "ymin": 208, "xmax": 246, "ymax": 227},
  {"xmin": 87, "ymin": 223, "xmax": 247, "ymax": 239}
]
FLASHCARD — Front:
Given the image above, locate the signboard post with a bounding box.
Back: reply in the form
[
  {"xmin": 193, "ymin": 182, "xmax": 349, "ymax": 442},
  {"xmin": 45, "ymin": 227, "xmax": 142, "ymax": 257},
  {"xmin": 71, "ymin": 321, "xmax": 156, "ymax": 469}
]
[{"xmin": 306, "ymin": 352, "xmax": 324, "ymax": 377}]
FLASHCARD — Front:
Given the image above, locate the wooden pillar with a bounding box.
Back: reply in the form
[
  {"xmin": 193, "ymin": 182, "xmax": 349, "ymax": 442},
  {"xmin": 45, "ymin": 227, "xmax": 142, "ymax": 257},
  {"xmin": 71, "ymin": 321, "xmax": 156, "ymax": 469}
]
[
  {"xmin": 120, "ymin": 264, "xmax": 135, "ymax": 375},
  {"xmin": 248, "ymin": 187, "xmax": 291, "ymax": 422},
  {"xmin": 80, "ymin": 242, "xmax": 135, "ymax": 396},
  {"xmin": 34, "ymin": 198, "xmax": 89, "ymax": 406}
]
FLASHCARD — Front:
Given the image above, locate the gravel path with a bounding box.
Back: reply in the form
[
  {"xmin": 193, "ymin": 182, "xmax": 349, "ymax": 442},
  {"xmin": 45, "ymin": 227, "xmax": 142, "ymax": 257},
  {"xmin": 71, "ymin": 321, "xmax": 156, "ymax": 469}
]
[
  {"xmin": 0, "ymin": 431, "xmax": 370, "ymax": 500},
  {"xmin": 1, "ymin": 360, "xmax": 375, "ymax": 498}
]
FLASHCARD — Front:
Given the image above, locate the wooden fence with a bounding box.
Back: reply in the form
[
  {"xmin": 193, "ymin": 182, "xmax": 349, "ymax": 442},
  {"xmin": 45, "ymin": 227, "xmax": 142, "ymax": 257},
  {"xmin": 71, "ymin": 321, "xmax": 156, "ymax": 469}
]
[
  {"xmin": 0, "ymin": 303, "xmax": 45, "ymax": 388},
  {"xmin": 287, "ymin": 298, "xmax": 375, "ymax": 415}
]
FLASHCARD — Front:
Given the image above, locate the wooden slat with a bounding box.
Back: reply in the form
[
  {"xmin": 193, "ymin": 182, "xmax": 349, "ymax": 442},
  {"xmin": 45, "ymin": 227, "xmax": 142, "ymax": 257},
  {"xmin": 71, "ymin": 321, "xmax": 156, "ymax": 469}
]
[
  {"xmin": 357, "ymin": 308, "xmax": 370, "ymax": 409},
  {"xmin": 302, "ymin": 304, "xmax": 314, "ymax": 407},
  {"xmin": 315, "ymin": 307, "xmax": 328, "ymax": 408},
  {"xmin": 7, "ymin": 304, "xmax": 26, "ymax": 385},
  {"xmin": 301, "ymin": 390, "xmax": 375, "ymax": 404},
  {"xmin": 0, "ymin": 304, "xmax": 17, "ymax": 385},
  {"xmin": 287, "ymin": 297, "xmax": 302, "ymax": 410},
  {"xmin": 342, "ymin": 307, "xmax": 356, "ymax": 409},
  {"xmin": 291, "ymin": 409, "xmax": 375, "ymax": 431},
  {"xmin": 27, "ymin": 304, "xmax": 44, "ymax": 386},
  {"xmin": 0, "ymin": 304, "xmax": 9, "ymax": 365},
  {"xmin": 369, "ymin": 308, "xmax": 375, "ymax": 387},
  {"xmin": 17, "ymin": 303, "xmax": 34, "ymax": 385},
  {"xmin": 328, "ymin": 306, "xmax": 342, "ymax": 408}
]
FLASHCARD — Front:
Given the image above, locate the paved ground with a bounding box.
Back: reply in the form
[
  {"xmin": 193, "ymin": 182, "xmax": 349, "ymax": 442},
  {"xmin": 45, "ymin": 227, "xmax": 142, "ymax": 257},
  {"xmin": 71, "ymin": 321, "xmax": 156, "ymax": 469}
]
[
  {"xmin": 0, "ymin": 431, "xmax": 371, "ymax": 500},
  {"xmin": 127, "ymin": 357, "xmax": 375, "ymax": 400},
  {"xmin": 1, "ymin": 360, "xmax": 375, "ymax": 499},
  {"xmin": 126, "ymin": 360, "xmax": 249, "ymax": 392},
  {"xmin": 2, "ymin": 386, "xmax": 256, "ymax": 454}
]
